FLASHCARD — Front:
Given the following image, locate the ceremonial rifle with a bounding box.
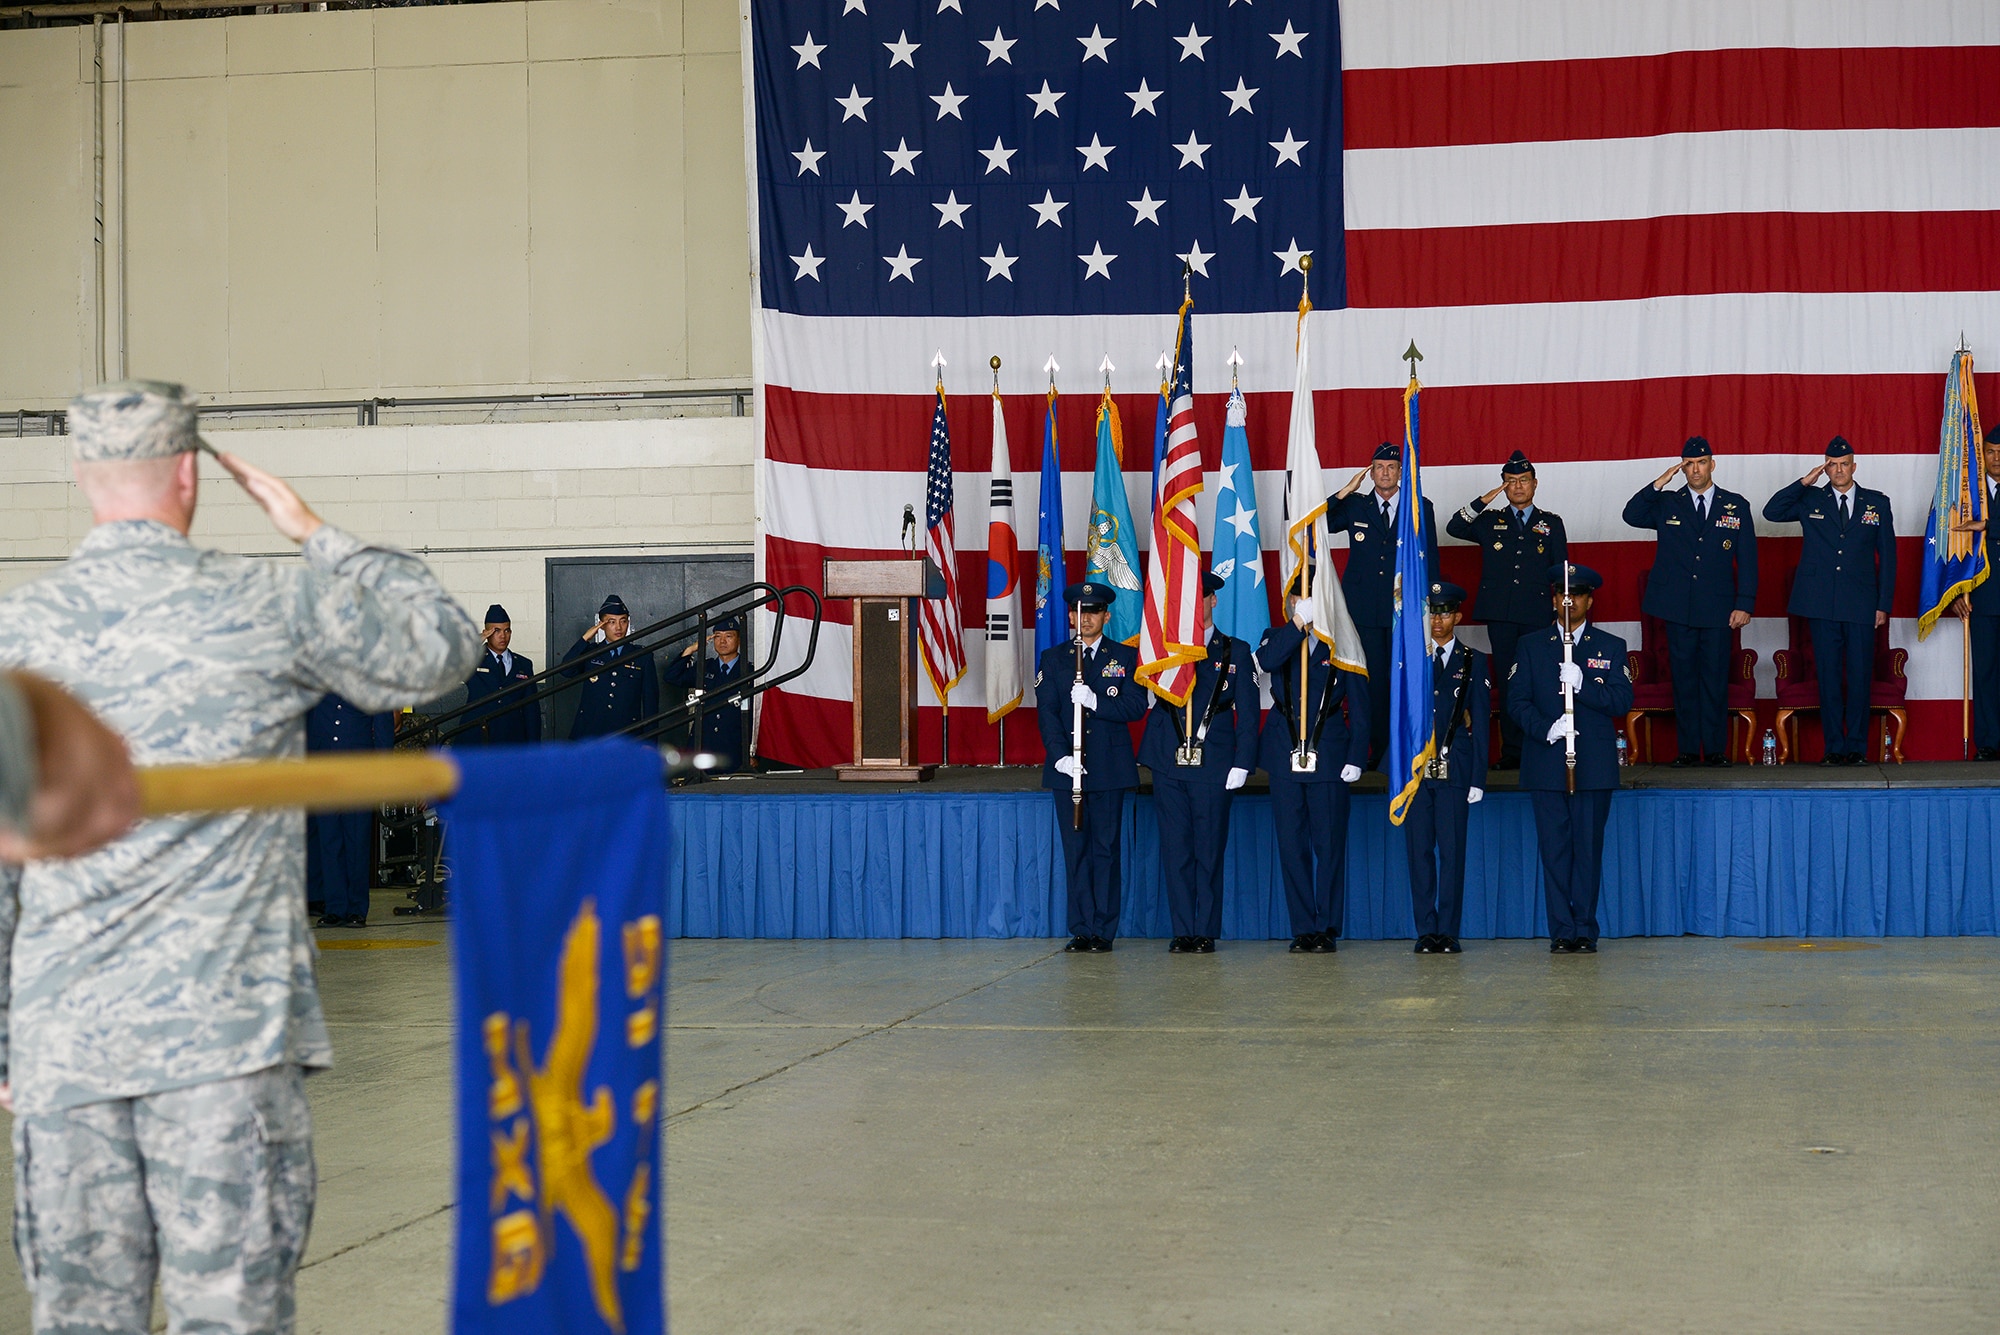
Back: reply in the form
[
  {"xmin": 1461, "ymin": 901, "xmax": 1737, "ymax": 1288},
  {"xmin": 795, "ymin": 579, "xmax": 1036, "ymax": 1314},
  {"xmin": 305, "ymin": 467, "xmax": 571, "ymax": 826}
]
[
  {"xmin": 1070, "ymin": 629, "xmax": 1086, "ymax": 829},
  {"xmin": 1560, "ymin": 561, "xmax": 1577, "ymax": 794}
]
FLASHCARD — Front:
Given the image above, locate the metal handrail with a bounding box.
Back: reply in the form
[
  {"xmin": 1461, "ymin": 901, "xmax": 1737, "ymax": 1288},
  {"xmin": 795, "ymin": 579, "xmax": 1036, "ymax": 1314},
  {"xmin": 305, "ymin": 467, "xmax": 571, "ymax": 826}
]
[
  {"xmin": 404, "ymin": 580, "xmax": 813, "ymax": 748},
  {"xmin": 5, "ymin": 386, "xmax": 752, "ymax": 435},
  {"xmin": 622, "ymin": 585, "xmax": 824, "ymax": 750}
]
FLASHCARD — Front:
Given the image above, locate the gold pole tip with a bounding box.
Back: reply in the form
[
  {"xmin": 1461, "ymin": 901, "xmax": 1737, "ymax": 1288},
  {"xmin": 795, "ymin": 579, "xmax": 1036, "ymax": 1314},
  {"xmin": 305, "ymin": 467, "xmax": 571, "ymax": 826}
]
[
  {"xmin": 989, "ymin": 355, "xmax": 1002, "ymax": 370},
  {"xmin": 1299, "ymin": 254, "xmax": 1313, "ymax": 273}
]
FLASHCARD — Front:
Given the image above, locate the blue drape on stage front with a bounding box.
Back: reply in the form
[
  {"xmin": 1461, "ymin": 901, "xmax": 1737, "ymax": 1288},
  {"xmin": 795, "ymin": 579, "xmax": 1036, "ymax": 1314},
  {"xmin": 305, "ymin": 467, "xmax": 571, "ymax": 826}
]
[
  {"xmin": 444, "ymin": 740, "xmax": 668, "ymax": 1335},
  {"xmin": 669, "ymin": 789, "xmax": 2000, "ymax": 940}
]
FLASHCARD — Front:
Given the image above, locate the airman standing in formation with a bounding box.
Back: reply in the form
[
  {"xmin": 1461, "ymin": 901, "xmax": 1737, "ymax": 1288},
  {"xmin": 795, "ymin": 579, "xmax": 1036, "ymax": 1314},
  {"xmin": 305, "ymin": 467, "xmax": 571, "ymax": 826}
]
[
  {"xmin": 460, "ymin": 603, "xmax": 541, "ymax": 744},
  {"xmin": 665, "ymin": 615, "xmax": 749, "ymax": 774},
  {"xmin": 1959, "ymin": 424, "xmax": 2000, "ymax": 760},
  {"xmin": 562, "ymin": 594, "xmax": 660, "ymax": 740},
  {"xmin": 1327, "ymin": 443, "xmax": 1438, "ymax": 770},
  {"xmin": 1406, "ymin": 582, "xmax": 1488, "ymax": 954}
]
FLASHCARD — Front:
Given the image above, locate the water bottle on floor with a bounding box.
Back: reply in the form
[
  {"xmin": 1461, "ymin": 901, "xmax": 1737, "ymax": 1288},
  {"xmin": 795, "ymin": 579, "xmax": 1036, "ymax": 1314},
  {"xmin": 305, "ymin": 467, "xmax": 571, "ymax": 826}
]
[
  {"xmin": 1616, "ymin": 734, "xmax": 1628, "ymax": 766},
  {"xmin": 1762, "ymin": 729, "xmax": 1778, "ymax": 766}
]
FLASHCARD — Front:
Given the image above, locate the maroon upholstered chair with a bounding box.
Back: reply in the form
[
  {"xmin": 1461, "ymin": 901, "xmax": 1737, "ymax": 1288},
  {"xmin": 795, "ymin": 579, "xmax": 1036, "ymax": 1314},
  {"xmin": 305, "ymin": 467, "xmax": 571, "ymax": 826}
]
[
  {"xmin": 1772, "ymin": 574, "xmax": 1908, "ymax": 761},
  {"xmin": 1622, "ymin": 566, "xmax": 1760, "ymax": 762}
]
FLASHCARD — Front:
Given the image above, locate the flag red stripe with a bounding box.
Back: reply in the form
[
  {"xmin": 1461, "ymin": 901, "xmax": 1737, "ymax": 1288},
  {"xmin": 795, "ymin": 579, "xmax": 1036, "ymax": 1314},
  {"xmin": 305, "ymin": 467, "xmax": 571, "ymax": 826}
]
[
  {"xmin": 1347, "ymin": 211, "xmax": 2000, "ymax": 308},
  {"xmin": 766, "ymin": 375, "xmax": 2000, "ymax": 474},
  {"xmin": 1343, "ymin": 45, "xmax": 2000, "ymax": 150}
]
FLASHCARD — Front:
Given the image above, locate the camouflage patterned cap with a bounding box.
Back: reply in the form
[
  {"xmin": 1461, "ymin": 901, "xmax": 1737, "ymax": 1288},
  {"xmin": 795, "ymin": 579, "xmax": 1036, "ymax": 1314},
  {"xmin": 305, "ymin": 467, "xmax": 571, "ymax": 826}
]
[{"xmin": 68, "ymin": 380, "xmax": 203, "ymax": 462}]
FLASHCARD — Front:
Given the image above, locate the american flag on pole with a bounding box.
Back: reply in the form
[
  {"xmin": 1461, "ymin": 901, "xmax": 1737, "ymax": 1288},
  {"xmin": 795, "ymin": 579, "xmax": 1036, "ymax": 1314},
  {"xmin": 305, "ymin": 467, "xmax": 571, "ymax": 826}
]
[
  {"xmin": 1136, "ymin": 296, "xmax": 1206, "ymax": 706},
  {"xmin": 920, "ymin": 384, "xmax": 966, "ymax": 700},
  {"xmin": 752, "ymin": 1, "xmax": 2000, "ymax": 767}
]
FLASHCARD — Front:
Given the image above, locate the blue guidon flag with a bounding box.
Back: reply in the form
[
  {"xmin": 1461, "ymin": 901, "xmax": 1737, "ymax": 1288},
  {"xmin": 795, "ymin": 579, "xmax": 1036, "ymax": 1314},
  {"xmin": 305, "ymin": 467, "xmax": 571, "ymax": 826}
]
[
  {"xmin": 444, "ymin": 739, "xmax": 668, "ymax": 1335},
  {"xmin": 1917, "ymin": 348, "xmax": 1989, "ymax": 641},
  {"xmin": 1387, "ymin": 372, "xmax": 1434, "ymax": 825}
]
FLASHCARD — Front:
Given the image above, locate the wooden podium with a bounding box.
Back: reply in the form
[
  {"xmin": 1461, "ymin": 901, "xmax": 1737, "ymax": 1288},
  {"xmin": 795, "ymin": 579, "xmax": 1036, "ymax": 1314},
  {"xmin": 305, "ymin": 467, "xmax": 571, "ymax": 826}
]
[{"xmin": 825, "ymin": 557, "xmax": 944, "ymax": 781}]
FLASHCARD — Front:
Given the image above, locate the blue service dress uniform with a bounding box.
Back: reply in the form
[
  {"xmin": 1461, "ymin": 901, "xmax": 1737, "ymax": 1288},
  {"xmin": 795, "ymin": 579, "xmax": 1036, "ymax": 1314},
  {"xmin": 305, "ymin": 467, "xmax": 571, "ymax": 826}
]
[
  {"xmin": 460, "ymin": 648, "xmax": 541, "ymax": 744},
  {"xmin": 1507, "ymin": 623, "xmax": 1632, "ymax": 945},
  {"xmin": 561, "ymin": 636, "xmax": 661, "ymax": 739},
  {"xmin": 1622, "ymin": 484, "xmax": 1758, "ymax": 757},
  {"xmin": 1037, "ymin": 636, "xmax": 1148, "ymax": 941},
  {"xmin": 1404, "ymin": 640, "xmax": 1489, "ymax": 942},
  {"xmin": 1969, "ymin": 473, "xmax": 2000, "ymax": 752},
  {"xmin": 305, "ymin": 693, "xmax": 396, "ymax": 921},
  {"xmin": 662, "ymin": 651, "xmax": 748, "ymax": 773},
  {"xmin": 1326, "ymin": 489, "xmax": 1438, "ymax": 768},
  {"xmin": 1137, "ymin": 631, "xmax": 1261, "ymax": 941},
  {"xmin": 1762, "ymin": 481, "xmax": 1897, "ymax": 758},
  {"xmin": 1445, "ymin": 498, "xmax": 1566, "ymax": 764},
  {"xmin": 1255, "ymin": 621, "xmax": 1371, "ymax": 942}
]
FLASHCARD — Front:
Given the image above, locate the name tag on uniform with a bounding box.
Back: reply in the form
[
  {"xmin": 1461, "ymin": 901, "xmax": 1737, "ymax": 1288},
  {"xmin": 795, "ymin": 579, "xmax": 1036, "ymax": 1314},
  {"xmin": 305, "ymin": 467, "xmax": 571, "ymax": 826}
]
[{"xmin": 476, "ymin": 667, "xmax": 492, "ymax": 673}]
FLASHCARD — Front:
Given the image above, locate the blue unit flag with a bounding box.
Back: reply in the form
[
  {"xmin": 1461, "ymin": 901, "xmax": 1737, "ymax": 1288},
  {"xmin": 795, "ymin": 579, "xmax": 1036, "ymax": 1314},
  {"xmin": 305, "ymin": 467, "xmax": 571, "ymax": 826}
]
[
  {"xmin": 1087, "ymin": 394, "xmax": 1144, "ymax": 644},
  {"xmin": 444, "ymin": 739, "xmax": 669, "ymax": 1335},
  {"xmin": 1918, "ymin": 347, "xmax": 1990, "ymax": 640},
  {"xmin": 1213, "ymin": 385, "xmax": 1270, "ymax": 644},
  {"xmin": 1388, "ymin": 375, "xmax": 1436, "ymax": 824},
  {"xmin": 1033, "ymin": 388, "xmax": 1069, "ymax": 661}
]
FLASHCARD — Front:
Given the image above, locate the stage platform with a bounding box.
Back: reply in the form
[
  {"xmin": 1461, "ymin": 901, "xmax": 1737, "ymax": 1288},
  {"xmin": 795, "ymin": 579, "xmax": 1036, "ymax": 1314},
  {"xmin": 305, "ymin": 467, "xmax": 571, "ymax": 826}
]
[{"xmin": 667, "ymin": 763, "xmax": 2000, "ymax": 941}]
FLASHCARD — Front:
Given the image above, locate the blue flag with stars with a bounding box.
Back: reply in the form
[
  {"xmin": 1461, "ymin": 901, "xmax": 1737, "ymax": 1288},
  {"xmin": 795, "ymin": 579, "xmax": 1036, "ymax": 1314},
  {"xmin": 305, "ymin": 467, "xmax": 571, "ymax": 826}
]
[
  {"xmin": 1213, "ymin": 386, "xmax": 1270, "ymax": 644},
  {"xmin": 1033, "ymin": 389, "xmax": 1068, "ymax": 660},
  {"xmin": 752, "ymin": 0, "xmax": 1345, "ymax": 315}
]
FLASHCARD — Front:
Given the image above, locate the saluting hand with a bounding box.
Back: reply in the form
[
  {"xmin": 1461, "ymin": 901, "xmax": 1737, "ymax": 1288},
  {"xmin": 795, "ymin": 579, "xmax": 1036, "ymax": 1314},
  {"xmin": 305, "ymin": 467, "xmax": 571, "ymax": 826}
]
[
  {"xmin": 1337, "ymin": 467, "xmax": 1369, "ymax": 499},
  {"xmin": 1801, "ymin": 463, "xmax": 1829, "ymax": 487},
  {"xmin": 213, "ymin": 450, "xmax": 323, "ymax": 544},
  {"xmin": 1654, "ymin": 463, "xmax": 1685, "ymax": 489},
  {"xmin": 1481, "ymin": 484, "xmax": 1505, "ymax": 505}
]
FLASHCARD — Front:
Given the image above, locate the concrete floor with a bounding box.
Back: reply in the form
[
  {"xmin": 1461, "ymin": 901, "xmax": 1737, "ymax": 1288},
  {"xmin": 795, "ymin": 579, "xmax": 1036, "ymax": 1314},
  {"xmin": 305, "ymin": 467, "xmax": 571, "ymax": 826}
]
[{"xmin": 0, "ymin": 910, "xmax": 1995, "ymax": 1332}]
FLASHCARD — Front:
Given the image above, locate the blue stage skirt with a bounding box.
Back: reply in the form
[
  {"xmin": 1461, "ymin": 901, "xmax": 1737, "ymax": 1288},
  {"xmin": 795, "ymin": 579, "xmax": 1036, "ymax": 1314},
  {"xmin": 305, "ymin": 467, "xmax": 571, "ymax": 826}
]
[{"xmin": 668, "ymin": 789, "xmax": 2000, "ymax": 940}]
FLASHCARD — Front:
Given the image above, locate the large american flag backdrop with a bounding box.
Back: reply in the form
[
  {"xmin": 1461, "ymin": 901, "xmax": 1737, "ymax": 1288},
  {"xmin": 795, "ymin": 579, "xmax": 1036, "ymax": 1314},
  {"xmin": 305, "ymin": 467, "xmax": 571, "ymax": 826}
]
[{"xmin": 753, "ymin": 0, "xmax": 2000, "ymax": 768}]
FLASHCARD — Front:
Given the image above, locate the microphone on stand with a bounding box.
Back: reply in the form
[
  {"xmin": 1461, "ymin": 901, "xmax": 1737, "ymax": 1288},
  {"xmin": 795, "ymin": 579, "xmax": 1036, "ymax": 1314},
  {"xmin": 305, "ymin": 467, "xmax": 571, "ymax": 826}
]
[{"xmin": 901, "ymin": 504, "xmax": 917, "ymax": 558}]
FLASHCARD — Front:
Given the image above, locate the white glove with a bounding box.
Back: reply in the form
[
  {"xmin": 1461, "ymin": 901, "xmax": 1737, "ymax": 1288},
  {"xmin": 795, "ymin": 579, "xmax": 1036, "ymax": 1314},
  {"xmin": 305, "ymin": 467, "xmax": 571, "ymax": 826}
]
[
  {"xmin": 1293, "ymin": 601, "xmax": 1317, "ymax": 628},
  {"xmin": 1053, "ymin": 756, "xmax": 1086, "ymax": 780},
  {"xmin": 1070, "ymin": 681, "xmax": 1098, "ymax": 711},
  {"xmin": 1339, "ymin": 764, "xmax": 1362, "ymax": 783},
  {"xmin": 1467, "ymin": 786, "xmax": 1485, "ymax": 804},
  {"xmin": 1225, "ymin": 767, "xmax": 1249, "ymax": 791},
  {"xmin": 1546, "ymin": 716, "xmax": 1575, "ymax": 743},
  {"xmin": 1558, "ymin": 661, "xmax": 1583, "ymax": 692}
]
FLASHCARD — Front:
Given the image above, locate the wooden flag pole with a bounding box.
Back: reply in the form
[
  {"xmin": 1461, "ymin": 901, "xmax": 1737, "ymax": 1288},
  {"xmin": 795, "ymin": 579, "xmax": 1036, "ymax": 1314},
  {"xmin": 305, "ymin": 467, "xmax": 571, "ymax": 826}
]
[
  {"xmin": 137, "ymin": 752, "xmax": 461, "ymax": 817},
  {"xmin": 1964, "ymin": 602, "xmax": 1974, "ymax": 761}
]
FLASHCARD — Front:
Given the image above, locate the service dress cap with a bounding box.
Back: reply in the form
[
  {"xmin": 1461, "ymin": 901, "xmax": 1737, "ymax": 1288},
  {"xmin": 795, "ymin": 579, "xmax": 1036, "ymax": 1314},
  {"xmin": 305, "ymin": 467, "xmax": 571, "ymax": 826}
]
[
  {"xmin": 1682, "ymin": 435, "xmax": 1713, "ymax": 459},
  {"xmin": 1428, "ymin": 580, "xmax": 1467, "ymax": 611},
  {"xmin": 1201, "ymin": 570, "xmax": 1226, "ymax": 595},
  {"xmin": 1500, "ymin": 450, "xmax": 1535, "ymax": 476},
  {"xmin": 69, "ymin": 380, "xmax": 203, "ymax": 462},
  {"xmin": 484, "ymin": 604, "xmax": 511, "ymax": 625},
  {"xmin": 1985, "ymin": 422, "xmax": 2000, "ymax": 446},
  {"xmin": 1550, "ymin": 562, "xmax": 1603, "ymax": 594},
  {"xmin": 1825, "ymin": 436, "xmax": 1854, "ymax": 459},
  {"xmin": 711, "ymin": 615, "xmax": 742, "ymax": 634},
  {"xmin": 599, "ymin": 594, "xmax": 631, "ymax": 617},
  {"xmin": 1065, "ymin": 580, "xmax": 1116, "ymax": 609},
  {"xmin": 1371, "ymin": 442, "xmax": 1401, "ymax": 463}
]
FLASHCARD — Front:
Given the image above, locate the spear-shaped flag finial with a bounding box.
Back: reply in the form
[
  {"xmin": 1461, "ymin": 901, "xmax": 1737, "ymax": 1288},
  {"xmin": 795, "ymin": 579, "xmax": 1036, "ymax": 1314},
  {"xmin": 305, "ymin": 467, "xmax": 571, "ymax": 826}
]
[
  {"xmin": 931, "ymin": 348, "xmax": 947, "ymax": 384},
  {"xmin": 1044, "ymin": 355, "xmax": 1059, "ymax": 390},
  {"xmin": 1403, "ymin": 340, "xmax": 1423, "ymax": 379},
  {"xmin": 1227, "ymin": 346, "xmax": 1244, "ymax": 389},
  {"xmin": 1098, "ymin": 354, "xmax": 1114, "ymax": 389}
]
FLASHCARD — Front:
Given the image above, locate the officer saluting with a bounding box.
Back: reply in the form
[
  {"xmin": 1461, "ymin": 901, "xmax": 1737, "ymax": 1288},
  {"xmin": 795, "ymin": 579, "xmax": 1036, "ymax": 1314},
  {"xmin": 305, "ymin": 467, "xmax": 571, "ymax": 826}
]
[
  {"xmin": 664, "ymin": 615, "xmax": 749, "ymax": 774},
  {"xmin": 1037, "ymin": 582, "xmax": 1147, "ymax": 953},
  {"xmin": 461, "ymin": 603, "xmax": 541, "ymax": 744},
  {"xmin": 1406, "ymin": 582, "xmax": 1488, "ymax": 955},
  {"xmin": 1508, "ymin": 563, "xmax": 1632, "ymax": 954},
  {"xmin": 1445, "ymin": 450, "xmax": 1567, "ymax": 769},
  {"xmin": 1622, "ymin": 436, "xmax": 1758, "ymax": 766},
  {"xmin": 1256, "ymin": 592, "xmax": 1370, "ymax": 953},
  {"xmin": 1762, "ymin": 437, "xmax": 1897, "ymax": 765},
  {"xmin": 1139, "ymin": 571, "xmax": 1260, "ymax": 954},
  {"xmin": 1327, "ymin": 442, "xmax": 1438, "ymax": 769},
  {"xmin": 561, "ymin": 594, "xmax": 660, "ymax": 740}
]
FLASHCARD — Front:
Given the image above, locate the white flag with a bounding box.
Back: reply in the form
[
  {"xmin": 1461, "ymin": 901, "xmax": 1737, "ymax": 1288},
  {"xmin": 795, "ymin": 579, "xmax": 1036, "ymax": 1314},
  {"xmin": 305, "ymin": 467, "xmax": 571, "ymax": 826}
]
[
  {"xmin": 1281, "ymin": 302, "xmax": 1368, "ymax": 674},
  {"xmin": 984, "ymin": 390, "xmax": 1024, "ymax": 720}
]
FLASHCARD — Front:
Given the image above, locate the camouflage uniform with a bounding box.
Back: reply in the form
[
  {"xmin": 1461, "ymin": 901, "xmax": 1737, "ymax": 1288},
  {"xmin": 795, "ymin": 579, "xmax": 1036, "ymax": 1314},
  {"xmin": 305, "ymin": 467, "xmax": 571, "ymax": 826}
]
[{"xmin": 0, "ymin": 381, "xmax": 481, "ymax": 1333}]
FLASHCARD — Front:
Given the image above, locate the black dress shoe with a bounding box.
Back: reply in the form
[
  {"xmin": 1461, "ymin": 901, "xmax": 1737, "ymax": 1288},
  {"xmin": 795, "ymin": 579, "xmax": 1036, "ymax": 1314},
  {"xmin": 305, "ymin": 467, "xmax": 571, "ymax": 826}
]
[
  {"xmin": 1671, "ymin": 753, "xmax": 1698, "ymax": 768},
  {"xmin": 315, "ymin": 913, "xmax": 346, "ymax": 929},
  {"xmin": 1550, "ymin": 937, "xmax": 1576, "ymax": 953},
  {"xmin": 1414, "ymin": 934, "xmax": 1436, "ymax": 953},
  {"xmin": 1494, "ymin": 755, "xmax": 1520, "ymax": 771},
  {"xmin": 1573, "ymin": 938, "xmax": 1599, "ymax": 953},
  {"xmin": 1440, "ymin": 936, "xmax": 1463, "ymax": 954},
  {"xmin": 1978, "ymin": 747, "xmax": 2000, "ymax": 761},
  {"xmin": 1168, "ymin": 936, "xmax": 1191, "ymax": 953},
  {"xmin": 1818, "ymin": 754, "xmax": 1840, "ymax": 767},
  {"xmin": 1290, "ymin": 934, "xmax": 1315, "ymax": 953},
  {"xmin": 1192, "ymin": 937, "xmax": 1216, "ymax": 953},
  {"xmin": 1086, "ymin": 936, "xmax": 1114, "ymax": 952},
  {"xmin": 344, "ymin": 914, "xmax": 368, "ymax": 928},
  {"xmin": 1064, "ymin": 935, "xmax": 1092, "ymax": 952},
  {"xmin": 1310, "ymin": 933, "xmax": 1337, "ymax": 953},
  {"xmin": 1705, "ymin": 755, "xmax": 1731, "ymax": 768}
]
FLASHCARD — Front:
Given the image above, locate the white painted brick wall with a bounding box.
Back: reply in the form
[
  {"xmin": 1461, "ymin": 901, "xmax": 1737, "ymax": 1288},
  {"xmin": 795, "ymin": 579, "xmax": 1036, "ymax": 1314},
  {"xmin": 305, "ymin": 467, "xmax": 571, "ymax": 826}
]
[{"xmin": 0, "ymin": 416, "xmax": 756, "ymax": 671}]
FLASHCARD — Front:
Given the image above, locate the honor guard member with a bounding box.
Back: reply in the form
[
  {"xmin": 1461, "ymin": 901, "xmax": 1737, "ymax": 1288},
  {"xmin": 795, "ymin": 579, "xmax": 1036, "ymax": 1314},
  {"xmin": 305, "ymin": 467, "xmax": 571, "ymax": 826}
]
[
  {"xmin": 1037, "ymin": 581, "xmax": 1147, "ymax": 952},
  {"xmin": 1762, "ymin": 437, "xmax": 1897, "ymax": 765},
  {"xmin": 1256, "ymin": 592, "xmax": 1371, "ymax": 952},
  {"xmin": 1445, "ymin": 450, "xmax": 1567, "ymax": 768},
  {"xmin": 1328, "ymin": 443, "xmax": 1438, "ymax": 769},
  {"xmin": 460, "ymin": 603, "xmax": 541, "ymax": 744},
  {"xmin": 0, "ymin": 380, "xmax": 479, "ymax": 1332},
  {"xmin": 1507, "ymin": 564, "xmax": 1632, "ymax": 953},
  {"xmin": 1139, "ymin": 572, "xmax": 1260, "ymax": 953},
  {"xmin": 1622, "ymin": 437, "xmax": 1759, "ymax": 766},
  {"xmin": 562, "ymin": 593, "xmax": 660, "ymax": 740},
  {"xmin": 304, "ymin": 692, "xmax": 396, "ymax": 927},
  {"xmin": 1406, "ymin": 582, "xmax": 1488, "ymax": 954},
  {"xmin": 665, "ymin": 615, "xmax": 749, "ymax": 774},
  {"xmin": 1958, "ymin": 425, "xmax": 2000, "ymax": 758}
]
